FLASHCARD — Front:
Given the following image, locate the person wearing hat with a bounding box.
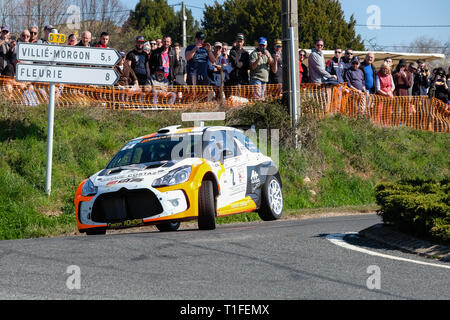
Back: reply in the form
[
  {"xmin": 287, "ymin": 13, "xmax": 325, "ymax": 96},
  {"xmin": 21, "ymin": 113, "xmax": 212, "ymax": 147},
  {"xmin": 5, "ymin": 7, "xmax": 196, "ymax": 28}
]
[
  {"xmin": 151, "ymin": 65, "xmax": 177, "ymax": 105},
  {"xmin": 126, "ymin": 36, "xmax": 151, "ymax": 86},
  {"xmin": 208, "ymin": 42, "xmax": 232, "ymax": 99},
  {"xmin": 393, "ymin": 59, "xmax": 412, "ymax": 96},
  {"xmin": 227, "ymin": 33, "xmax": 250, "ymax": 87},
  {"xmin": 344, "ymin": 56, "xmax": 366, "ymax": 92},
  {"xmin": 249, "ymin": 36, "xmax": 276, "ymax": 99},
  {"xmin": 185, "ymin": 31, "xmax": 215, "ymax": 85},
  {"xmin": 36, "ymin": 25, "xmax": 53, "ymax": 44},
  {"xmin": 114, "ymin": 51, "xmax": 138, "ymax": 88},
  {"xmin": 269, "ymin": 39, "xmax": 283, "ymax": 85}
]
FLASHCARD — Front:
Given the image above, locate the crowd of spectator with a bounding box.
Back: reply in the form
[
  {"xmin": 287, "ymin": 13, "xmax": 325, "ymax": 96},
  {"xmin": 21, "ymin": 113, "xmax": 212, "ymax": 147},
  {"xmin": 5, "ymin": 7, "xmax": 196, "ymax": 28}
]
[{"xmin": 0, "ymin": 25, "xmax": 449, "ymax": 105}]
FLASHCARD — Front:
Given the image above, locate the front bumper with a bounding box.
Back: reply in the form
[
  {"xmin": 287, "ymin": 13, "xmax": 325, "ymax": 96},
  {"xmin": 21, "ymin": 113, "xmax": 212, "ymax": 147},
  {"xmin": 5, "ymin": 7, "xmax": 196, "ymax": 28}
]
[{"xmin": 75, "ymin": 182, "xmax": 199, "ymax": 232}]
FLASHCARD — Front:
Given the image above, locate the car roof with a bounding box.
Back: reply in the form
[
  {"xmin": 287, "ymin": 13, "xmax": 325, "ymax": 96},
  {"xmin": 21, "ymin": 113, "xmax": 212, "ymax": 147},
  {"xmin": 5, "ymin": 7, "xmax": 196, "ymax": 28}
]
[{"xmin": 135, "ymin": 125, "xmax": 242, "ymax": 141}]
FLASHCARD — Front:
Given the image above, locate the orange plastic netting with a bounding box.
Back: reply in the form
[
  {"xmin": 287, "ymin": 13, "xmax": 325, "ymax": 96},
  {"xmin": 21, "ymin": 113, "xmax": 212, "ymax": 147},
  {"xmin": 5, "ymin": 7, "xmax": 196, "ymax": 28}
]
[{"xmin": 1, "ymin": 76, "xmax": 448, "ymax": 133}]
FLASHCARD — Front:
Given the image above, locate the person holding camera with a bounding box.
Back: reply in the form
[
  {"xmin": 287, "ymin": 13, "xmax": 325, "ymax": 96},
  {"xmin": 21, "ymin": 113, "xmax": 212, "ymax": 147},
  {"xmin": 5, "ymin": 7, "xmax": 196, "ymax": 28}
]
[
  {"xmin": 249, "ymin": 37, "xmax": 276, "ymax": 100},
  {"xmin": 393, "ymin": 59, "xmax": 412, "ymax": 96},
  {"xmin": 428, "ymin": 67, "xmax": 448, "ymax": 104},
  {"xmin": 412, "ymin": 60, "xmax": 429, "ymax": 96}
]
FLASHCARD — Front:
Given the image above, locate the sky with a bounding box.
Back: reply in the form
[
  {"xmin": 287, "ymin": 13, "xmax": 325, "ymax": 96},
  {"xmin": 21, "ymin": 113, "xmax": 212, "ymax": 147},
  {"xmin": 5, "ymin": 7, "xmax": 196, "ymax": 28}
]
[{"xmin": 125, "ymin": 0, "xmax": 450, "ymax": 53}]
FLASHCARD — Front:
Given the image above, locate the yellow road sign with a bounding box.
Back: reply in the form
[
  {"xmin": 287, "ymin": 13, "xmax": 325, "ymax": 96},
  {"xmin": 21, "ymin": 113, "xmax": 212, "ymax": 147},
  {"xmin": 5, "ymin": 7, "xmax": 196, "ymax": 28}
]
[{"xmin": 48, "ymin": 33, "xmax": 66, "ymax": 44}]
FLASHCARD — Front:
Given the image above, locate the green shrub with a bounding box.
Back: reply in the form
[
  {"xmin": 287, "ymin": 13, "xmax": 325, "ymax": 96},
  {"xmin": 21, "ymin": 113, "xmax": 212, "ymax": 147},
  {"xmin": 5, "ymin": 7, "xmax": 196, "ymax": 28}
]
[{"xmin": 375, "ymin": 179, "xmax": 450, "ymax": 244}]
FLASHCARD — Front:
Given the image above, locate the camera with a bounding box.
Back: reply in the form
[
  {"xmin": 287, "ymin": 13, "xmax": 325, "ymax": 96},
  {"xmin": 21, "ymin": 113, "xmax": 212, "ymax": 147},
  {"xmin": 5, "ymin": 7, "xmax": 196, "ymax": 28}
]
[{"xmin": 259, "ymin": 47, "xmax": 265, "ymax": 54}]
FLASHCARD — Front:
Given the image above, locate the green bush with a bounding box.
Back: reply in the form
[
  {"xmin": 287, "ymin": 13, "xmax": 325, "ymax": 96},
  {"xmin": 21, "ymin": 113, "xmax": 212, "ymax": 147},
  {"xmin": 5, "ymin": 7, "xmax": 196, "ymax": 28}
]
[{"xmin": 375, "ymin": 179, "xmax": 450, "ymax": 244}]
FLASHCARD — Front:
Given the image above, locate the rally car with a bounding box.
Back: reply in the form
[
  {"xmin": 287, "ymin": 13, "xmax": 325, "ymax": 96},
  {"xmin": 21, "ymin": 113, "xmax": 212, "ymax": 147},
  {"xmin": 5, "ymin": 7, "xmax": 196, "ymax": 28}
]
[{"xmin": 74, "ymin": 125, "xmax": 283, "ymax": 235}]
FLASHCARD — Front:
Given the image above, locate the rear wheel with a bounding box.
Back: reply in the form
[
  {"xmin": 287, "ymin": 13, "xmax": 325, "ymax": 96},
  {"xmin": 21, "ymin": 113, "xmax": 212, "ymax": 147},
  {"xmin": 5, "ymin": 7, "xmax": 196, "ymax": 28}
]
[
  {"xmin": 156, "ymin": 221, "xmax": 180, "ymax": 232},
  {"xmin": 198, "ymin": 180, "xmax": 216, "ymax": 230},
  {"xmin": 257, "ymin": 175, "xmax": 283, "ymax": 221}
]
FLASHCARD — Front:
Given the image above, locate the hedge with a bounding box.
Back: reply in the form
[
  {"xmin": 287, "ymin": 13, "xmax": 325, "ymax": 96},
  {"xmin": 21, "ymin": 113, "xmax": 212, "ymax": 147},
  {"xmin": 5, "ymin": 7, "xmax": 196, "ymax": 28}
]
[{"xmin": 375, "ymin": 179, "xmax": 450, "ymax": 244}]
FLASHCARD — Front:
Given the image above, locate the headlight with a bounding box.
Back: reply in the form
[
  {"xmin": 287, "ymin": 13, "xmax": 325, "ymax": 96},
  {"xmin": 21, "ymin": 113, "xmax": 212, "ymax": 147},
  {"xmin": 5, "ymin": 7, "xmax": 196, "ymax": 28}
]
[
  {"xmin": 81, "ymin": 179, "xmax": 98, "ymax": 197},
  {"xmin": 152, "ymin": 166, "xmax": 192, "ymax": 187}
]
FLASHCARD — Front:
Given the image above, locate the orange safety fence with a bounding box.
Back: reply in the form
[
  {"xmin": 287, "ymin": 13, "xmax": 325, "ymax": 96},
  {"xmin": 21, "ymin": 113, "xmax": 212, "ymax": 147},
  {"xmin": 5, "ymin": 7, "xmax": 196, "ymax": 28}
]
[{"xmin": 0, "ymin": 76, "xmax": 448, "ymax": 133}]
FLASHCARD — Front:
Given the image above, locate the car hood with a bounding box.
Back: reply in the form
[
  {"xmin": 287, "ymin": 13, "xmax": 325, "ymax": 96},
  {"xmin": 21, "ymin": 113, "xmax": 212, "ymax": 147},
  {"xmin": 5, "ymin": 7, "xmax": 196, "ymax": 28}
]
[{"xmin": 89, "ymin": 158, "xmax": 202, "ymax": 189}]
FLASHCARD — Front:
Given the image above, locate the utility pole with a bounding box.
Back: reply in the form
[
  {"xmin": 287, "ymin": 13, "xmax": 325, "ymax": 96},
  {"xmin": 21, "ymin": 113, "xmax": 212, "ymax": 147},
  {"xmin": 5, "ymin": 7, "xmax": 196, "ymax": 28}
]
[
  {"xmin": 182, "ymin": 1, "xmax": 187, "ymax": 48},
  {"xmin": 281, "ymin": 0, "xmax": 300, "ymax": 127}
]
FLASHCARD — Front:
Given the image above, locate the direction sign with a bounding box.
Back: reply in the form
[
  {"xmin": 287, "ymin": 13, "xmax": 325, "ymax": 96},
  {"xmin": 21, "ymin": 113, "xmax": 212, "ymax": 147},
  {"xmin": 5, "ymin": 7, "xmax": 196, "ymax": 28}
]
[
  {"xmin": 48, "ymin": 33, "xmax": 66, "ymax": 44},
  {"xmin": 17, "ymin": 42, "xmax": 121, "ymax": 66},
  {"xmin": 16, "ymin": 63, "xmax": 119, "ymax": 86}
]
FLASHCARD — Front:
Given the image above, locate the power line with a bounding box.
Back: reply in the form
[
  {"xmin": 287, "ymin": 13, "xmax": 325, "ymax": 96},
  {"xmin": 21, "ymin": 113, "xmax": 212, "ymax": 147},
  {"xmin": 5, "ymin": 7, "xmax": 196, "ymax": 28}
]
[{"xmin": 355, "ymin": 24, "xmax": 450, "ymax": 28}]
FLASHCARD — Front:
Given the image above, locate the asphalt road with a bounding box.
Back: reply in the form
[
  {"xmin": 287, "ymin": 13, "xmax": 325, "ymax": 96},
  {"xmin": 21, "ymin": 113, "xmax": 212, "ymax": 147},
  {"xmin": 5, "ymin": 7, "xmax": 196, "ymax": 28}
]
[{"xmin": 0, "ymin": 213, "xmax": 448, "ymax": 300}]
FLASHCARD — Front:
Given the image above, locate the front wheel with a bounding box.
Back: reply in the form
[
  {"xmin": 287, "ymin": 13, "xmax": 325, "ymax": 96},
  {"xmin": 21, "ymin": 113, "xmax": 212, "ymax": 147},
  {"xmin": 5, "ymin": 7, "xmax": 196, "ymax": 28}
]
[
  {"xmin": 198, "ymin": 180, "xmax": 216, "ymax": 230},
  {"xmin": 156, "ymin": 221, "xmax": 180, "ymax": 232},
  {"xmin": 257, "ymin": 175, "xmax": 283, "ymax": 221}
]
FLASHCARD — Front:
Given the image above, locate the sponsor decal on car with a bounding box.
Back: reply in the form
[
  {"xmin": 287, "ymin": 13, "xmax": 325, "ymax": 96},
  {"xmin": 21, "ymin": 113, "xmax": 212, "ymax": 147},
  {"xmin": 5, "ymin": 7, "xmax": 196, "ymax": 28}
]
[{"xmin": 107, "ymin": 219, "xmax": 144, "ymax": 229}]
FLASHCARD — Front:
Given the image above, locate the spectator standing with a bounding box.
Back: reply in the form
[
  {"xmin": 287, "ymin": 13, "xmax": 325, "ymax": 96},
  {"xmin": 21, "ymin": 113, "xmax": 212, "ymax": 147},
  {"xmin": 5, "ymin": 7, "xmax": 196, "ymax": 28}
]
[
  {"xmin": 149, "ymin": 36, "xmax": 177, "ymax": 82},
  {"xmin": 126, "ymin": 36, "xmax": 151, "ymax": 86},
  {"xmin": 326, "ymin": 48, "xmax": 345, "ymax": 84},
  {"xmin": 384, "ymin": 57, "xmax": 393, "ymax": 69},
  {"xmin": 299, "ymin": 49, "xmax": 308, "ymax": 83},
  {"xmin": 93, "ymin": 32, "xmax": 109, "ymax": 48},
  {"xmin": 29, "ymin": 26, "xmax": 38, "ymax": 43},
  {"xmin": 344, "ymin": 57, "xmax": 366, "ymax": 92},
  {"xmin": 412, "ymin": 59, "xmax": 429, "ymax": 96},
  {"xmin": 342, "ymin": 49, "xmax": 354, "ymax": 71},
  {"xmin": 37, "ymin": 25, "xmax": 53, "ymax": 44},
  {"xmin": 360, "ymin": 52, "xmax": 376, "ymax": 93},
  {"xmin": 208, "ymin": 42, "xmax": 232, "ymax": 100},
  {"xmin": 67, "ymin": 34, "xmax": 77, "ymax": 46},
  {"xmin": 114, "ymin": 51, "xmax": 138, "ymax": 87},
  {"xmin": 19, "ymin": 30, "xmax": 31, "ymax": 43},
  {"xmin": 393, "ymin": 59, "xmax": 412, "ymax": 96},
  {"xmin": 0, "ymin": 26, "xmax": 14, "ymax": 76},
  {"xmin": 308, "ymin": 39, "xmax": 336, "ymax": 84},
  {"xmin": 185, "ymin": 32, "xmax": 215, "ymax": 85},
  {"xmin": 249, "ymin": 37, "xmax": 276, "ymax": 100},
  {"xmin": 156, "ymin": 38, "xmax": 163, "ymax": 49},
  {"xmin": 269, "ymin": 39, "xmax": 283, "ymax": 85},
  {"xmin": 149, "ymin": 40, "xmax": 157, "ymax": 52},
  {"xmin": 428, "ymin": 67, "xmax": 448, "ymax": 104},
  {"xmin": 227, "ymin": 33, "xmax": 250, "ymax": 86},
  {"xmin": 77, "ymin": 31, "xmax": 92, "ymax": 47},
  {"xmin": 375, "ymin": 62, "xmax": 395, "ymax": 97},
  {"xmin": 219, "ymin": 42, "xmax": 232, "ymax": 85},
  {"xmin": 172, "ymin": 42, "xmax": 187, "ymax": 85}
]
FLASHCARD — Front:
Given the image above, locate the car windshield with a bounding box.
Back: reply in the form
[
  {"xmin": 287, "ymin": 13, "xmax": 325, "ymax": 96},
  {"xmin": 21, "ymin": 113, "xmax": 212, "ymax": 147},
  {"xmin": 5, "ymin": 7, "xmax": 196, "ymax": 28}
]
[{"xmin": 105, "ymin": 134, "xmax": 201, "ymax": 169}]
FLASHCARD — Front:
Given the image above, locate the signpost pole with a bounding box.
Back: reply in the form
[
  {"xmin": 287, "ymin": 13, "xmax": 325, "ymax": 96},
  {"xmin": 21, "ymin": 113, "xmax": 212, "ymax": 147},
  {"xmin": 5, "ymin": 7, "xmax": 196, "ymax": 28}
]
[{"xmin": 45, "ymin": 82, "xmax": 56, "ymax": 195}]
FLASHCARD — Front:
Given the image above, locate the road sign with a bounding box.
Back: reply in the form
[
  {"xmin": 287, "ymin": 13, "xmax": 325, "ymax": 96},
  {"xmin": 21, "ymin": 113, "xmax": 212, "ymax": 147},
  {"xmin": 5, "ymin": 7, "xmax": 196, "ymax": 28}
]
[
  {"xmin": 16, "ymin": 63, "xmax": 119, "ymax": 86},
  {"xmin": 181, "ymin": 112, "xmax": 226, "ymax": 122},
  {"xmin": 17, "ymin": 42, "xmax": 121, "ymax": 66},
  {"xmin": 48, "ymin": 33, "xmax": 66, "ymax": 44}
]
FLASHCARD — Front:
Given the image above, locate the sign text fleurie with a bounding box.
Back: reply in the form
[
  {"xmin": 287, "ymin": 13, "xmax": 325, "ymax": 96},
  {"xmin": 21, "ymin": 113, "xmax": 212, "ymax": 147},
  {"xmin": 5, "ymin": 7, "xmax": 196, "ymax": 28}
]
[
  {"xmin": 16, "ymin": 43, "xmax": 119, "ymax": 86},
  {"xmin": 15, "ymin": 41, "xmax": 120, "ymax": 194}
]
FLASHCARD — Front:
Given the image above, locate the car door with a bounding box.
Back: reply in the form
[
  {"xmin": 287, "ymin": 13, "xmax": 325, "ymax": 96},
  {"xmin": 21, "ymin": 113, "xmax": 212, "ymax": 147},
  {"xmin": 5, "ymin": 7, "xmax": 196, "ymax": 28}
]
[{"xmin": 202, "ymin": 129, "xmax": 247, "ymax": 209}]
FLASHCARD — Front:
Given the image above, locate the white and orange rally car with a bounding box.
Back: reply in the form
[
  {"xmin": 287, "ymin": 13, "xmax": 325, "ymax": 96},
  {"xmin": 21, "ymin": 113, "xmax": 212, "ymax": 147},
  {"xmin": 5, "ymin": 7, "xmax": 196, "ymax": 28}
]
[{"xmin": 74, "ymin": 125, "xmax": 283, "ymax": 235}]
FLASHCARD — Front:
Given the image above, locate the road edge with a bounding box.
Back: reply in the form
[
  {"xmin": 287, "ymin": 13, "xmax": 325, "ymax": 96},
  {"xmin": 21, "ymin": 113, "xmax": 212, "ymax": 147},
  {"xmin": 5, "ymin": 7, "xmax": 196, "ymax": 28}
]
[{"xmin": 359, "ymin": 223, "xmax": 450, "ymax": 262}]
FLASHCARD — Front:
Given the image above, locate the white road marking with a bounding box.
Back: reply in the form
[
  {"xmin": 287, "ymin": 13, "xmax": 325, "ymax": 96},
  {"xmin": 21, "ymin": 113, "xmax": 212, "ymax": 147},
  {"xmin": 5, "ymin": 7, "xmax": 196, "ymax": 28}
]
[{"xmin": 326, "ymin": 233, "xmax": 450, "ymax": 270}]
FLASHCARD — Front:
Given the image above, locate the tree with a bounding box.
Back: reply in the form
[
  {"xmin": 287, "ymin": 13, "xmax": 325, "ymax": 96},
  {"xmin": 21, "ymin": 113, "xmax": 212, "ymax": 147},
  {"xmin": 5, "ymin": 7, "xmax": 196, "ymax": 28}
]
[
  {"xmin": 202, "ymin": 0, "xmax": 365, "ymax": 50},
  {"xmin": 132, "ymin": 0, "xmax": 199, "ymax": 44}
]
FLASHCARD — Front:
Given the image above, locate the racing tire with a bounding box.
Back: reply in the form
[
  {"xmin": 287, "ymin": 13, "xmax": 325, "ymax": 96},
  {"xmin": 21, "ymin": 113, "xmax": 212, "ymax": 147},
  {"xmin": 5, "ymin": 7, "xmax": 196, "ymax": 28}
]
[
  {"xmin": 156, "ymin": 221, "xmax": 181, "ymax": 232},
  {"xmin": 198, "ymin": 180, "xmax": 216, "ymax": 230},
  {"xmin": 85, "ymin": 228, "xmax": 106, "ymax": 235},
  {"xmin": 257, "ymin": 175, "xmax": 283, "ymax": 221}
]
